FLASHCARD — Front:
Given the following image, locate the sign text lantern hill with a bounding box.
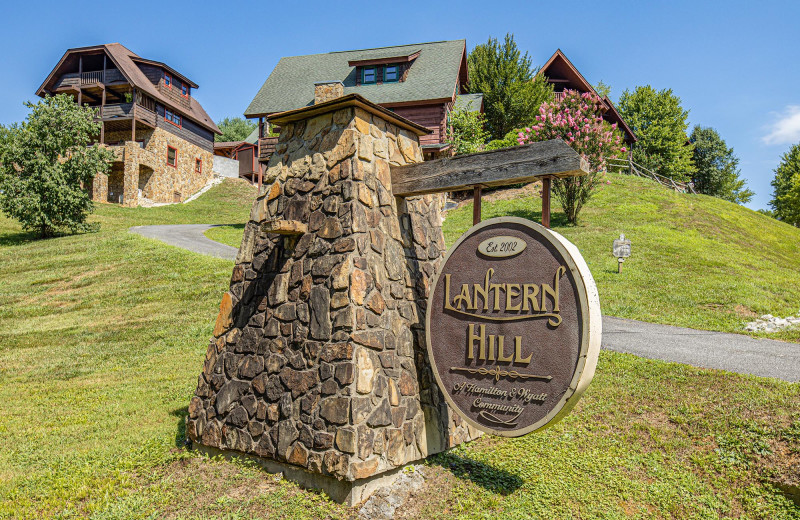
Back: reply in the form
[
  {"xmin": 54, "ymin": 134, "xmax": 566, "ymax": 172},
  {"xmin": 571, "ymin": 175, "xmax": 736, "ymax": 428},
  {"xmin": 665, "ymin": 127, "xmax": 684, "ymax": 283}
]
[
  {"xmin": 427, "ymin": 217, "xmax": 600, "ymax": 436},
  {"xmin": 186, "ymin": 94, "xmax": 599, "ymax": 504}
]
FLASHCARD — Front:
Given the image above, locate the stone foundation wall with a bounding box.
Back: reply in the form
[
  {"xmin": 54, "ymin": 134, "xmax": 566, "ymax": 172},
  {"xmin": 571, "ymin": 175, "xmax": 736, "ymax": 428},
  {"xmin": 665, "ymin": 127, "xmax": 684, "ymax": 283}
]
[
  {"xmin": 187, "ymin": 103, "xmax": 479, "ymax": 485},
  {"xmin": 95, "ymin": 127, "xmax": 214, "ymax": 207}
]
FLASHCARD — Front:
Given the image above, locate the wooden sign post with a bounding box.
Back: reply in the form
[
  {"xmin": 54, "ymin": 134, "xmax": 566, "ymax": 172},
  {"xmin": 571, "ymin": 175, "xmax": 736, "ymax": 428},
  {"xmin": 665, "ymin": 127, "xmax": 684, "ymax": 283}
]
[{"xmin": 391, "ymin": 139, "xmax": 589, "ymax": 229}]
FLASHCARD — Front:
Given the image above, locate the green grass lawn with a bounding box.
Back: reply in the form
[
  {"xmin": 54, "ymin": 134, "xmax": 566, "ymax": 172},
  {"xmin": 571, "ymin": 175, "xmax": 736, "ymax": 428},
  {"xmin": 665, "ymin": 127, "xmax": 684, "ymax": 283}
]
[
  {"xmin": 204, "ymin": 223, "xmax": 245, "ymax": 249},
  {"xmin": 0, "ymin": 177, "xmax": 798, "ymax": 519}
]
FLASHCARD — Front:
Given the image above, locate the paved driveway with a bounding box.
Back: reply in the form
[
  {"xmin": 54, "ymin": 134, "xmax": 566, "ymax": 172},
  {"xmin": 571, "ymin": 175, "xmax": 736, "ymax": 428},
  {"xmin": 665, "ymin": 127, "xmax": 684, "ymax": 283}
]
[
  {"xmin": 603, "ymin": 317, "xmax": 799, "ymax": 382},
  {"xmin": 129, "ymin": 224, "xmax": 237, "ymax": 260}
]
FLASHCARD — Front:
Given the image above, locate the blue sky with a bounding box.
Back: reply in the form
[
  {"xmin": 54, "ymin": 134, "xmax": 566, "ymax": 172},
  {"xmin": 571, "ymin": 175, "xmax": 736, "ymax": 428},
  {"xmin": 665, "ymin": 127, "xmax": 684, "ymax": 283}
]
[{"xmin": 1, "ymin": 0, "xmax": 798, "ymax": 210}]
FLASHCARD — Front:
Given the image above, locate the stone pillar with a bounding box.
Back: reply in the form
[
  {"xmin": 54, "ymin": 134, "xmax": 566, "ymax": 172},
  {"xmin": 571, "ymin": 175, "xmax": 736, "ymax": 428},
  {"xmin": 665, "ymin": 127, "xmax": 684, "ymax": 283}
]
[
  {"xmin": 314, "ymin": 81, "xmax": 344, "ymax": 105},
  {"xmin": 122, "ymin": 142, "xmax": 140, "ymax": 207},
  {"xmin": 92, "ymin": 173, "xmax": 108, "ymax": 203},
  {"xmin": 187, "ymin": 95, "xmax": 479, "ymax": 504}
]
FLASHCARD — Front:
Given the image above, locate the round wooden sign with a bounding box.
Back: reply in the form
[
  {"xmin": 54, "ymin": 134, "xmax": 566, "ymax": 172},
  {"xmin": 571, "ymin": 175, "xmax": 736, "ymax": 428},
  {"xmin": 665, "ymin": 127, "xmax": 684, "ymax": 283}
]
[{"xmin": 426, "ymin": 217, "xmax": 601, "ymax": 437}]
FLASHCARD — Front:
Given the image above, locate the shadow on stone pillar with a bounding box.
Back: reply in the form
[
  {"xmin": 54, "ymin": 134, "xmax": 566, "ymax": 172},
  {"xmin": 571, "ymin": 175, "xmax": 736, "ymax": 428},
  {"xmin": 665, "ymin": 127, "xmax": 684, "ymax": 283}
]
[{"xmin": 186, "ymin": 94, "xmax": 480, "ymax": 505}]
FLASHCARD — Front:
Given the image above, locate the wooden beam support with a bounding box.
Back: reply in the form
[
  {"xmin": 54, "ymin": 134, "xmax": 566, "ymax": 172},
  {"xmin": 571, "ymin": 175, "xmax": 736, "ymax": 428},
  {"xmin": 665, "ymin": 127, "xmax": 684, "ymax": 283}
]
[
  {"xmin": 106, "ymin": 87, "xmax": 128, "ymax": 102},
  {"xmin": 100, "ymin": 88, "xmax": 106, "ymax": 144},
  {"xmin": 390, "ymin": 139, "xmax": 588, "ymax": 198},
  {"xmin": 542, "ymin": 176, "xmax": 552, "ymax": 228},
  {"xmin": 472, "ymin": 185, "xmax": 483, "ymax": 225},
  {"xmin": 131, "ymin": 88, "xmax": 137, "ymax": 142},
  {"xmin": 79, "ymin": 90, "xmax": 101, "ymax": 104}
]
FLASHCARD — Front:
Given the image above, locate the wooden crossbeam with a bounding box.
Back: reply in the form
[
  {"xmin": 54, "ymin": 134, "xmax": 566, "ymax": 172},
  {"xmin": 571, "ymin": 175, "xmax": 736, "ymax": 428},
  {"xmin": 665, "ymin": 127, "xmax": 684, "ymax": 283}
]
[{"xmin": 390, "ymin": 139, "xmax": 589, "ymax": 197}]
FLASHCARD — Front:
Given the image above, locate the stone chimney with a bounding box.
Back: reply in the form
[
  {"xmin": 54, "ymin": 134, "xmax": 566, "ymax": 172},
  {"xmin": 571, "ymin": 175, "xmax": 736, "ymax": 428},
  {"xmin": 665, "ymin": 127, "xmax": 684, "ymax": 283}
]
[{"xmin": 314, "ymin": 81, "xmax": 344, "ymax": 105}]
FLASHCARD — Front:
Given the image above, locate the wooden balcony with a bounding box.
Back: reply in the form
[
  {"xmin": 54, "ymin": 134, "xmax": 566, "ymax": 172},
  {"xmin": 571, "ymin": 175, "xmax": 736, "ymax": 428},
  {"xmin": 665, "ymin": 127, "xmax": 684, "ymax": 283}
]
[
  {"xmin": 552, "ymin": 91, "xmax": 567, "ymax": 102},
  {"xmin": 53, "ymin": 69, "xmax": 126, "ymax": 90},
  {"xmin": 96, "ymin": 103, "xmax": 157, "ymax": 126}
]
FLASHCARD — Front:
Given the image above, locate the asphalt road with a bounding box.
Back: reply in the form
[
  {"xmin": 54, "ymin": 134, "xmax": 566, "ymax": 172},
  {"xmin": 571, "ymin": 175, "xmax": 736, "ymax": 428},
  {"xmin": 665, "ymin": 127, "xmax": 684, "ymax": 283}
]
[
  {"xmin": 128, "ymin": 224, "xmax": 799, "ymax": 383},
  {"xmin": 129, "ymin": 224, "xmax": 237, "ymax": 260},
  {"xmin": 603, "ymin": 316, "xmax": 799, "ymax": 382}
]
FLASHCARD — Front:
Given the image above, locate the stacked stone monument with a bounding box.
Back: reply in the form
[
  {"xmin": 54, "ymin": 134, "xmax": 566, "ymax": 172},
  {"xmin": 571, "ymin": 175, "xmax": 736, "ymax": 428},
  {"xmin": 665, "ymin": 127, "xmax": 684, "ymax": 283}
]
[{"xmin": 186, "ymin": 90, "xmax": 479, "ymax": 503}]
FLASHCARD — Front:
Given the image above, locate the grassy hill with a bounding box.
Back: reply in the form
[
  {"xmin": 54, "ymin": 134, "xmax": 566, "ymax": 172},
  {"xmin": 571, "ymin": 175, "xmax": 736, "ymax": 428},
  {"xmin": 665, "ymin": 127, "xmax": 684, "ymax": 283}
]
[{"xmin": 0, "ymin": 177, "xmax": 798, "ymax": 519}]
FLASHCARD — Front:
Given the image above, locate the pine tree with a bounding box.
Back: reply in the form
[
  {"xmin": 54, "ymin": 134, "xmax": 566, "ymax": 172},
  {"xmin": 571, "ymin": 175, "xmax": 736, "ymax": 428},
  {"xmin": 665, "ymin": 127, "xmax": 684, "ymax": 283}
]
[{"xmin": 467, "ymin": 34, "xmax": 552, "ymax": 140}]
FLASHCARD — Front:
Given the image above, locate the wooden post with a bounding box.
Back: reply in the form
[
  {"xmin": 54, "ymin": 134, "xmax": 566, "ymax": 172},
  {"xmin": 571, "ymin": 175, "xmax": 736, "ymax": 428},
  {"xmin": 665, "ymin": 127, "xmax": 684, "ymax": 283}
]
[
  {"xmin": 258, "ymin": 164, "xmax": 263, "ymax": 194},
  {"xmin": 542, "ymin": 176, "xmax": 552, "ymax": 228},
  {"xmin": 472, "ymin": 185, "xmax": 482, "ymax": 225},
  {"xmin": 100, "ymin": 88, "xmax": 106, "ymax": 144},
  {"xmin": 131, "ymin": 88, "xmax": 137, "ymax": 142}
]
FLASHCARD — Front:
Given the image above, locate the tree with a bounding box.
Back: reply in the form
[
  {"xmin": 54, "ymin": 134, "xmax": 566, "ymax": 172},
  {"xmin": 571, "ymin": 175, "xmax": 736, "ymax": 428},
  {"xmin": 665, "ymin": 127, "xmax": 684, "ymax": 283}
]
[
  {"xmin": 618, "ymin": 86, "xmax": 696, "ymax": 182},
  {"xmin": 0, "ymin": 95, "xmax": 113, "ymax": 238},
  {"xmin": 689, "ymin": 126, "xmax": 753, "ymax": 204},
  {"xmin": 467, "ymin": 34, "xmax": 552, "ymax": 140},
  {"xmin": 770, "ymin": 143, "xmax": 800, "ymax": 226},
  {"xmin": 516, "ymin": 90, "xmax": 626, "ymax": 224},
  {"xmin": 593, "ymin": 81, "xmax": 612, "ymax": 99},
  {"xmin": 216, "ymin": 117, "xmax": 257, "ymax": 142},
  {"xmin": 445, "ymin": 108, "xmax": 490, "ymax": 155}
]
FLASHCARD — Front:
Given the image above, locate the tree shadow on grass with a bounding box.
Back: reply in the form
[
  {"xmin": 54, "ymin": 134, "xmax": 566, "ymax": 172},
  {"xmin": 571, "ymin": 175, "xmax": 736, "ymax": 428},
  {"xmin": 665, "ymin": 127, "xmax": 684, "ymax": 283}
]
[
  {"xmin": 430, "ymin": 451, "xmax": 523, "ymax": 495},
  {"xmin": 212, "ymin": 223, "xmax": 246, "ymax": 230},
  {"xmin": 172, "ymin": 406, "xmax": 189, "ymax": 449},
  {"xmin": 0, "ymin": 229, "xmax": 43, "ymax": 247}
]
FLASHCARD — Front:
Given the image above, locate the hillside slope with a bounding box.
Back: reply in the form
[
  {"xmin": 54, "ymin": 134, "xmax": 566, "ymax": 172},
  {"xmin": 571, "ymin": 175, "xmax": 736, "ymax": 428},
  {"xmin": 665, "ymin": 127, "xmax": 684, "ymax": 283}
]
[
  {"xmin": 0, "ymin": 177, "xmax": 797, "ymax": 519},
  {"xmin": 443, "ymin": 173, "xmax": 800, "ymax": 340}
]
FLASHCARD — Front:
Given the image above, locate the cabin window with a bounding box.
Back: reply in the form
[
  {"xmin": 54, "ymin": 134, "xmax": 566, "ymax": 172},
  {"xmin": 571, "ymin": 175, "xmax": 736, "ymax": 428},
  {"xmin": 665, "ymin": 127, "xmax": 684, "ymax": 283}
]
[
  {"xmin": 164, "ymin": 72, "xmax": 172, "ymax": 88},
  {"xmin": 167, "ymin": 146, "xmax": 177, "ymax": 167},
  {"xmin": 384, "ymin": 65, "xmax": 399, "ymax": 82},
  {"xmin": 165, "ymin": 109, "xmax": 182, "ymax": 127},
  {"xmin": 362, "ymin": 66, "xmax": 377, "ymax": 84},
  {"xmin": 181, "ymin": 83, "xmax": 189, "ymax": 98},
  {"xmin": 195, "ymin": 158, "xmax": 202, "ymax": 173}
]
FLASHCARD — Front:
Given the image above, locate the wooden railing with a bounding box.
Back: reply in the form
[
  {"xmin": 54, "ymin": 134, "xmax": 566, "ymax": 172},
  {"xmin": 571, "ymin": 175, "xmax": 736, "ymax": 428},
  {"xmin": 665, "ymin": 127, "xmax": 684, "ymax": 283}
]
[
  {"xmin": 607, "ymin": 158, "xmax": 696, "ymax": 194},
  {"xmin": 95, "ymin": 103, "xmax": 157, "ymax": 126},
  {"xmin": 552, "ymin": 91, "xmax": 567, "ymax": 102},
  {"xmin": 81, "ymin": 71, "xmax": 105, "ymax": 85}
]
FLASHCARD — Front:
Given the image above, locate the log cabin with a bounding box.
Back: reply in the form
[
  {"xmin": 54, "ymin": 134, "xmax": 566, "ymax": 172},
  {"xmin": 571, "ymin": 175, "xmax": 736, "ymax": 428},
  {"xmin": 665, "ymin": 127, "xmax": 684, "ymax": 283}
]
[
  {"xmin": 36, "ymin": 43, "xmax": 221, "ymax": 207},
  {"xmin": 243, "ymin": 40, "xmax": 483, "ymax": 171},
  {"xmin": 539, "ymin": 49, "xmax": 637, "ymax": 145}
]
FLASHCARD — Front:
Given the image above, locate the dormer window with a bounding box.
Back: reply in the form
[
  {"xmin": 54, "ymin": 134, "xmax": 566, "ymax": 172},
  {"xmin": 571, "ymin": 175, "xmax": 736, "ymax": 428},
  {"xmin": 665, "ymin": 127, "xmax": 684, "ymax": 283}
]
[
  {"xmin": 164, "ymin": 72, "xmax": 172, "ymax": 88},
  {"xmin": 181, "ymin": 82, "xmax": 189, "ymax": 98},
  {"xmin": 362, "ymin": 67, "xmax": 377, "ymax": 85},
  {"xmin": 384, "ymin": 65, "xmax": 399, "ymax": 82}
]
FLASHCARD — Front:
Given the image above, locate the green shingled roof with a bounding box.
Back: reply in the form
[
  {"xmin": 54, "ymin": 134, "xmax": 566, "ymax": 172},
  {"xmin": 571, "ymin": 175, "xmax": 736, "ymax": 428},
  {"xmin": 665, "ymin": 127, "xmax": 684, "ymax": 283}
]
[
  {"xmin": 455, "ymin": 93, "xmax": 484, "ymax": 113},
  {"xmin": 244, "ymin": 40, "xmax": 466, "ymax": 117}
]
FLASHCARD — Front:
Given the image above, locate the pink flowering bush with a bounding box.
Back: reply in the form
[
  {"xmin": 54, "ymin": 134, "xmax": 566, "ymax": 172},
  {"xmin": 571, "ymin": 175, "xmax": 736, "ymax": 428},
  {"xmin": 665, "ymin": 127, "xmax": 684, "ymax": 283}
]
[{"xmin": 516, "ymin": 90, "xmax": 626, "ymax": 224}]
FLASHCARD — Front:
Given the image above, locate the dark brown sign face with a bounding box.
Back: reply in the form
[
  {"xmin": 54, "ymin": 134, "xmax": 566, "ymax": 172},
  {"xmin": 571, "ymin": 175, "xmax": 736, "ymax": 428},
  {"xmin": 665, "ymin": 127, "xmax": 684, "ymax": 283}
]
[{"xmin": 426, "ymin": 217, "xmax": 600, "ymax": 437}]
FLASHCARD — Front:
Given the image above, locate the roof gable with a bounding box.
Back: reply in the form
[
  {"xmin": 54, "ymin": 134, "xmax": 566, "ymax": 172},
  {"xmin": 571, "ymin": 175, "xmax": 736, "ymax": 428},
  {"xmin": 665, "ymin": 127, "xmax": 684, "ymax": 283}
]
[
  {"xmin": 539, "ymin": 49, "xmax": 598, "ymax": 97},
  {"xmin": 244, "ymin": 40, "xmax": 467, "ymax": 117},
  {"xmin": 36, "ymin": 43, "xmax": 220, "ymax": 134}
]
